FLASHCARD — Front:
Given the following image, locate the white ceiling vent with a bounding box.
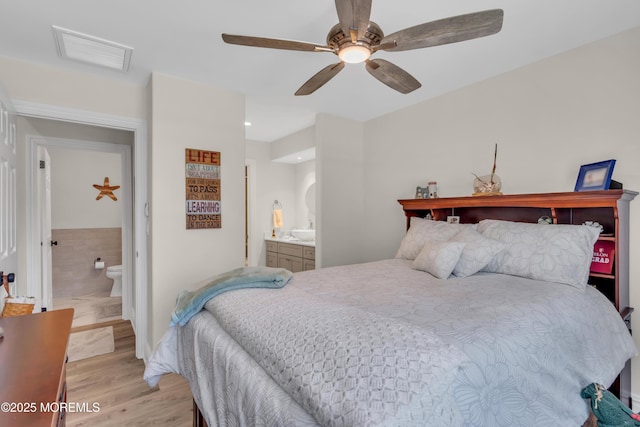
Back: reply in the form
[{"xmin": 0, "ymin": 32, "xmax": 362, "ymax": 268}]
[{"xmin": 52, "ymin": 25, "xmax": 133, "ymax": 72}]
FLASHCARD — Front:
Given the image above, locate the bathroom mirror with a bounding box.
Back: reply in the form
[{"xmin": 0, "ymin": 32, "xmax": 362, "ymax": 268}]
[{"xmin": 305, "ymin": 183, "xmax": 316, "ymax": 217}]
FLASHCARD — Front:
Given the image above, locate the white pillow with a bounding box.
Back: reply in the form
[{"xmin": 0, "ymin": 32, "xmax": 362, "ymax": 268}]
[
  {"xmin": 396, "ymin": 217, "xmax": 463, "ymax": 260},
  {"xmin": 477, "ymin": 219, "xmax": 601, "ymax": 289},
  {"xmin": 412, "ymin": 240, "xmax": 466, "ymax": 279},
  {"xmin": 449, "ymin": 227, "xmax": 506, "ymax": 278}
]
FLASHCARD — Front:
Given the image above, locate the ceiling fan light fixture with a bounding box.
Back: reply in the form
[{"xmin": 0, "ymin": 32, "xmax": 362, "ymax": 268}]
[{"xmin": 338, "ymin": 45, "xmax": 370, "ymax": 64}]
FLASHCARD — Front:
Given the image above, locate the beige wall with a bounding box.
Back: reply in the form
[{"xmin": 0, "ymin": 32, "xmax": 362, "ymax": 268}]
[
  {"xmin": 148, "ymin": 73, "xmax": 245, "ymax": 347},
  {"xmin": 270, "ymin": 126, "xmax": 315, "ymax": 161},
  {"xmin": 46, "ymin": 146, "xmax": 123, "ymax": 229},
  {"xmin": 0, "ymin": 56, "xmax": 146, "ymax": 119},
  {"xmin": 361, "ymin": 27, "xmax": 640, "ymax": 261},
  {"xmin": 316, "ymin": 113, "xmax": 365, "ymax": 268}
]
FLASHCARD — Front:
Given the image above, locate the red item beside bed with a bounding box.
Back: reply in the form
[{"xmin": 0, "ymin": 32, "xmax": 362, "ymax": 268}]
[{"xmin": 591, "ymin": 240, "xmax": 615, "ymax": 274}]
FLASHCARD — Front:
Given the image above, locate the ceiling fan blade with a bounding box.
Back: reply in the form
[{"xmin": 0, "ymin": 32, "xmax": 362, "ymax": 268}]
[
  {"xmin": 222, "ymin": 34, "xmax": 331, "ymax": 52},
  {"xmin": 295, "ymin": 62, "xmax": 346, "ymax": 96},
  {"xmin": 335, "ymin": 0, "xmax": 372, "ymax": 41},
  {"xmin": 365, "ymin": 59, "xmax": 421, "ymax": 94},
  {"xmin": 380, "ymin": 9, "xmax": 503, "ymax": 52}
]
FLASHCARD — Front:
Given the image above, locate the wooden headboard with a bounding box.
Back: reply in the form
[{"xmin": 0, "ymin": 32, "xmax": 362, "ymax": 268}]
[{"xmin": 398, "ymin": 189, "xmax": 637, "ymax": 314}]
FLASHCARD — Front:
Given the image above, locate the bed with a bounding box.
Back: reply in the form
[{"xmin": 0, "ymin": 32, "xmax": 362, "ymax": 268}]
[{"xmin": 144, "ymin": 190, "xmax": 637, "ymax": 427}]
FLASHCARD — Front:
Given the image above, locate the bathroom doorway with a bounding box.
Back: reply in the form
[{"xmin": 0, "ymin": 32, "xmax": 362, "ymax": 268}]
[
  {"xmin": 18, "ymin": 101, "xmax": 148, "ymax": 360},
  {"xmin": 48, "ymin": 144, "xmax": 127, "ymax": 327},
  {"xmin": 24, "ymin": 118, "xmax": 133, "ymax": 329}
]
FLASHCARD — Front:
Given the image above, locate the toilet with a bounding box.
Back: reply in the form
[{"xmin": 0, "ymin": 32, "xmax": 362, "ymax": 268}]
[{"xmin": 106, "ymin": 265, "xmax": 123, "ymax": 297}]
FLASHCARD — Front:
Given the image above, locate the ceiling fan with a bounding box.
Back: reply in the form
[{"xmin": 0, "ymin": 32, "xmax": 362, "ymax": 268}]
[{"xmin": 222, "ymin": 1, "xmax": 503, "ymax": 96}]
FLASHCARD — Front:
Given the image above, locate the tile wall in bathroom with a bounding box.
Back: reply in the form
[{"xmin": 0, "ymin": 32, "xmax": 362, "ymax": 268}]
[{"xmin": 52, "ymin": 227, "xmax": 122, "ymax": 298}]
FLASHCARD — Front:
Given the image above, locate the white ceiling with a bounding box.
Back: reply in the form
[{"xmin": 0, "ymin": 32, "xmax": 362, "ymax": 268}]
[{"xmin": 1, "ymin": 1, "xmax": 640, "ymax": 142}]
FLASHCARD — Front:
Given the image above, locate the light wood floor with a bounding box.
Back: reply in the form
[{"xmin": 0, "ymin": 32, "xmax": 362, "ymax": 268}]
[{"xmin": 66, "ymin": 320, "xmax": 193, "ymax": 426}]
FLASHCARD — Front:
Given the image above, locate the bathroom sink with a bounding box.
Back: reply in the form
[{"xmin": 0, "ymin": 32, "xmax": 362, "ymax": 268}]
[{"xmin": 291, "ymin": 229, "xmax": 315, "ymax": 241}]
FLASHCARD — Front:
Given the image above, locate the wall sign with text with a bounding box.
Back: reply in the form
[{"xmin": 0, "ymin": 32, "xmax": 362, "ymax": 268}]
[{"xmin": 185, "ymin": 148, "xmax": 221, "ymax": 229}]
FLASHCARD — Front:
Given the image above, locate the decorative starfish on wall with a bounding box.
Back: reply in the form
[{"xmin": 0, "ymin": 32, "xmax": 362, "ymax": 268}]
[{"xmin": 93, "ymin": 177, "xmax": 120, "ymax": 201}]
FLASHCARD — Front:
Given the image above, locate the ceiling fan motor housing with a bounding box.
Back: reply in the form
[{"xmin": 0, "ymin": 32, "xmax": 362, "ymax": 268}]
[{"xmin": 326, "ymin": 22, "xmax": 383, "ymax": 53}]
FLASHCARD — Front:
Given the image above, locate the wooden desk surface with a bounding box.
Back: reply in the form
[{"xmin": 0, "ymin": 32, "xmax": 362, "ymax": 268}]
[{"xmin": 0, "ymin": 309, "xmax": 74, "ymax": 426}]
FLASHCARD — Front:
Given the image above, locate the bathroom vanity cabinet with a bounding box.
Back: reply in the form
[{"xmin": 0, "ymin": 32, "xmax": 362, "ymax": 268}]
[{"xmin": 266, "ymin": 240, "xmax": 315, "ymax": 272}]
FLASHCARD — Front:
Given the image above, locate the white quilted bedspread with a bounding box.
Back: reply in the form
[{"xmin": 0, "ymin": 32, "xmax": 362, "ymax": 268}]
[
  {"xmin": 206, "ymin": 286, "xmax": 467, "ymax": 426},
  {"xmin": 146, "ymin": 259, "xmax": 636, "ymax": 427}
]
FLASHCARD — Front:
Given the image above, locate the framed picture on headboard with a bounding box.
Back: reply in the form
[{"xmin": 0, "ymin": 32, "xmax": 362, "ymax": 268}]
[{"xmin": 574, "ymin": 159, "xmax": 616, "ymax": 192}]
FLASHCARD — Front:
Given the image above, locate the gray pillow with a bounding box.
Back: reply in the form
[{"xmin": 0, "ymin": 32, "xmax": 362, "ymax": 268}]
[
  {"xmin": 396, "ymin": 217, "xmax": 463, "ymax": 260},
  {"xmin": 477, "ymin": 219, "xmax": 600, "ymax": 289}
]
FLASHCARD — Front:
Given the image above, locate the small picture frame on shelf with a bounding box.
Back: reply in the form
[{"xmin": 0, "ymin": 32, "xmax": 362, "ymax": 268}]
[
  {"xmin": 574, "ymin": 160, "xmax": 616, "ymax": 192},
  {"xmin": 447, "ymin": 215, "xmax": 460, "ymax": 224},
  {"xmin": 415, "ymin": 186, "xmax": 428, "ymax": 199}
]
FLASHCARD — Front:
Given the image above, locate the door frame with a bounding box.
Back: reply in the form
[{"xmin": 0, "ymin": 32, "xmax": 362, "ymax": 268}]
[
  {"xmin": 27, "ymin": 136, "xmax": 132, "ymax": 318},
  {"xmin": 245, "ymin": 158, "xmax": 257, "ymax": 266},
  {"xmin": 16, "ymin": 100, "xmax": 148, "ymax": 360},
  {"xmin": 37, "ymin": 145, "xmax": 52, "ymax": 311},
  {"xmin": 0, "ymin": 85, "xmax": 17, "ymax": 292}
]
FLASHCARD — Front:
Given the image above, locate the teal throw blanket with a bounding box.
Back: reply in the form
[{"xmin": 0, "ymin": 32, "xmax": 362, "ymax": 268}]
[{"xmin": 170, "ymin": 266, "xmax": 293, "ymax": 326}]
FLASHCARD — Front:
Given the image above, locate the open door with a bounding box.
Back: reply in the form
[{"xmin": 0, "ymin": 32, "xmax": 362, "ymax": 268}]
[
  {"xmin": 0, "ymin": 84, "xmax": 18, "ymax": 304},
  {"xmin": 38, "ymin": 146, "xmax": 53, "ymax": 311}
]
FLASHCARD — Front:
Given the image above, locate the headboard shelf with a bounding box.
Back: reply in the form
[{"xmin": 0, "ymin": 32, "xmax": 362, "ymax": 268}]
[
  {"xmin": 399, "ymin": 189, "xmax": 637, "ymax": 228},
  {"xmin": 399, "ymin": 190, "xmax": 636, "ymax": 210}
]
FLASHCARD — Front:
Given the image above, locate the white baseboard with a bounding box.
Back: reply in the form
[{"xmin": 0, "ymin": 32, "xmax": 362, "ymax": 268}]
[
  {"xmin": 129, "ymin": 307, "xmax": 136, "ymax": 329},
  {"xmin": 122, "ymin": 303, "xmax": 132, "ymax": 322}
]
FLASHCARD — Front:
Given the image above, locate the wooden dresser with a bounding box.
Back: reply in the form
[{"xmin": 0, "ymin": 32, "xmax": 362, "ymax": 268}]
[{"xmin": 0, "ymin": 308, "xmax": 74, "ymax": 426}]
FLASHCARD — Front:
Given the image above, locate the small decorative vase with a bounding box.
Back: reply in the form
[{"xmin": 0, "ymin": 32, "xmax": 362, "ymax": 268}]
[{"xmin": 473, "ymin": 174, "xmax": 502, "ymax": 196}]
